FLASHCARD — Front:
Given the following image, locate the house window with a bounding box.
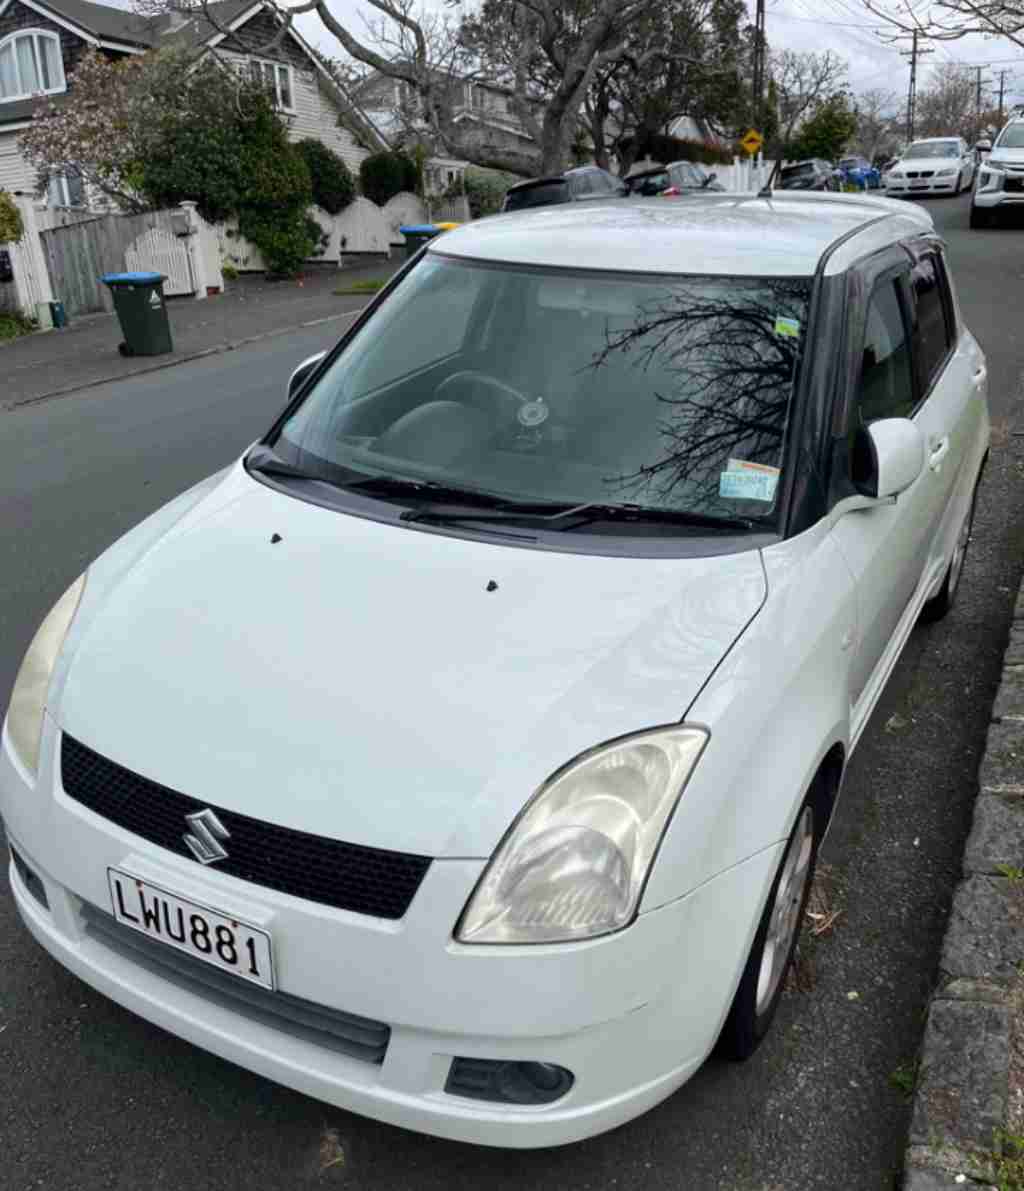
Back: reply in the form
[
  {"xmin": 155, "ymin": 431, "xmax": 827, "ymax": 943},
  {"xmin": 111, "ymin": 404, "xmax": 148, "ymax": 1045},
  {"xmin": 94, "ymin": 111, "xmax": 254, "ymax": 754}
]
[
  {"xmin": 46, "ymin": 168, "xmax": 84, "ymax": 208},
  {"xmin": 0, "ymin": 30, "xmax": 65, "ymax": 102},
  {"xmin": 249, "ymin": 59, "xmax": 293, "ymax": 111}
]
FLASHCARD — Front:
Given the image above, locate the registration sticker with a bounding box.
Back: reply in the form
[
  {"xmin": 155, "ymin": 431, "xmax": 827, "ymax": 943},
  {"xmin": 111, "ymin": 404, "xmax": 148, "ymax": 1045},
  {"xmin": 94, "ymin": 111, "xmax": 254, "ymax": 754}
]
[
  {"xmin": 774, "ymin": 316, "xmax": 801, "ymax": 338},
  {"xmin": 719, "ymin": 458, "xmax": 780, "ymax": 502}
]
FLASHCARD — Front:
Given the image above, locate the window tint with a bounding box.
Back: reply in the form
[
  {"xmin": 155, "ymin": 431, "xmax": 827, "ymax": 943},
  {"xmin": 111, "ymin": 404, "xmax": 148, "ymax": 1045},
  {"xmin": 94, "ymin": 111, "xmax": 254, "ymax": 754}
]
[
  {"xmin": 855, "ymin": 280, "xmax": 915, "ymax": 424},
  {"xmin": 909, "ymin": 255, "xmax": 953, "ymax": 392},
  {"xmin": 504, "ymin": 181, "xmax": 569, "ymax": 210}
]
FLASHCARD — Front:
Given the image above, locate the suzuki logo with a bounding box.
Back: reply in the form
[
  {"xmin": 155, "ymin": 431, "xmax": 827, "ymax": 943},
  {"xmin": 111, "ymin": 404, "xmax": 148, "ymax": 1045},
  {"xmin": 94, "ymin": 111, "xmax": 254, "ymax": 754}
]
[{"xmin": 183, "ymin": 809, "xmax": 231, "ymax": 865}]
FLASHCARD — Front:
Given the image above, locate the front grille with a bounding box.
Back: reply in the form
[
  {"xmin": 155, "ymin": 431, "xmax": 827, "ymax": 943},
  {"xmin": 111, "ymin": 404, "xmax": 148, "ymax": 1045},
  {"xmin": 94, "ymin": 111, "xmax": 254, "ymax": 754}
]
[
  {"xmin": 906, "ymin": 170, "xmax": 935, "ymax": 179},
  {"xmin": 1005, "ymin": 176, "xmax": 1024, "ymax": 192},
  {"xmin": 81, "ymin": 903, "xmax": 390, "ymax": 1063},
  {"xmin": 61, "ymin": 735, "xmax": 431, "ymax": 918}
]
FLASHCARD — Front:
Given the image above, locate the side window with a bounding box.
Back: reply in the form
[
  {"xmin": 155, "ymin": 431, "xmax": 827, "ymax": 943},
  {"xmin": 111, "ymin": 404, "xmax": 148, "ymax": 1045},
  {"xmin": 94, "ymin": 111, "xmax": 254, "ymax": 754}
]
[
  {"xmin": 908, "ymin": 254, "xmax": 954, "ymax": 393},
  {"xmin": 854, "ymin": 279, "xmax": 915, "ymax": 424}
]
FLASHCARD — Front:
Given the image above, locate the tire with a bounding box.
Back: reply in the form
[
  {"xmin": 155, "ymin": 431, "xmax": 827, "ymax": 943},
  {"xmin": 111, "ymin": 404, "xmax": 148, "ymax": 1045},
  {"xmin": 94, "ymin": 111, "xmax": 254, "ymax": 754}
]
[
  {"xmin": 716, "ymin": 787, "xmax": 823, "ymax": 1061},
  {"xmin": 953, "ymin": 172, "xmax": 962, "ymax": 196},
  {"xmin": 920, "ymin": 479, "xmax": 980, "ymax": 623}
]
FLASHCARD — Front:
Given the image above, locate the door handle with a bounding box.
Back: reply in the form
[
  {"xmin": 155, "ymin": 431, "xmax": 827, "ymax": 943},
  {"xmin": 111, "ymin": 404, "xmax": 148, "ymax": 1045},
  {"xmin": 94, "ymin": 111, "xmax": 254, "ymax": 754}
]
[{"xmin": 929, "ymin": 436, "xmax": 950, "ymax": 471}]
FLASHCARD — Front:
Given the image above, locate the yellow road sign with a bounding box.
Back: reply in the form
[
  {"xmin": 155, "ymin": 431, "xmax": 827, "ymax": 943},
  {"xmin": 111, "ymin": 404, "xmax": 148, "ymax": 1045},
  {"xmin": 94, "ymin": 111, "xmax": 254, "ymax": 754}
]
[{"xmin": 740, "ymin": 128, "xmax": 764, "ymax": 156}]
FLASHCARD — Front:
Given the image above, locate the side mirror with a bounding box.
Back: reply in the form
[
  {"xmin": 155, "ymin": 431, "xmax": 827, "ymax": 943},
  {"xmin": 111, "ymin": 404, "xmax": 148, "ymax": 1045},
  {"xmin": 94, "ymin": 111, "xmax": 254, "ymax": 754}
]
[
  {"xmin": 287, "ymin": 351, "xmax": 327, "ymax": 401},
  {"xmin": 851, "ymin": 417, "xmax": 925, "ymax": 500}
]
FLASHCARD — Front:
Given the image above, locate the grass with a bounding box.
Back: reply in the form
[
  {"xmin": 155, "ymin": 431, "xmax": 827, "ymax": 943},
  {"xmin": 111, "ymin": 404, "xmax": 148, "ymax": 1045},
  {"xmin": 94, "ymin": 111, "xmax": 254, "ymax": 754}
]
[
  {"xmin": 0, "ymin": 311, "xmax": 36, "ymax": 342},
  {"xmin": 997, "ymin": 863, "xmax": 1024, "ymax": 882},
  {"xmin": 983, "ymin": 1130, "xmax": 1024, "ymax": 1190},
  {"xmin": 334, "ymin": 278, "xmax": 385, "ymax": 296},
  {"xmin": 888, "ymin": 1060, "xmax": 918, "ymax": 1100}
]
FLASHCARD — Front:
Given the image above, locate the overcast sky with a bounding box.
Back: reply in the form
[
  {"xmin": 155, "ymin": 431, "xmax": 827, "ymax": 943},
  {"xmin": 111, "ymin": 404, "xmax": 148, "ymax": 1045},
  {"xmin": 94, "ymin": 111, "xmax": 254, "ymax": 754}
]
[{"xmin": 287, "ymin": 0, "xmax": 1024, "ymax": 112}]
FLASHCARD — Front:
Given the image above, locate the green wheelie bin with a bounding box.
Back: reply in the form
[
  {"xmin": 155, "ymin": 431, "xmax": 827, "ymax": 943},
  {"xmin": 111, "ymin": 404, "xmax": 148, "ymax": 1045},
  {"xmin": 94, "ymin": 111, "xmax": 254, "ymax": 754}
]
[
  {"xmin": 399, "ymin": 224, "xmax": 440, "ymax": 260},
  {"xmin": 101, "ymin": 271, "xmax": 173, "ymax": 356}
]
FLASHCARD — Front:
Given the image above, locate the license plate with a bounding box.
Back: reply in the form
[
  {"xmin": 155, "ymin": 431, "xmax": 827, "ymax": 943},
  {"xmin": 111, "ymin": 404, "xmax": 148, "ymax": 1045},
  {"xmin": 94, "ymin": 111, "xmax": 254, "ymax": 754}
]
[
  {"xmin": 107, "ymin": 869, "xmax": 275, "ymax": 989},
  {"xmin": 910, "ymin": 181, "xmax": 928, "ymax": 188}
]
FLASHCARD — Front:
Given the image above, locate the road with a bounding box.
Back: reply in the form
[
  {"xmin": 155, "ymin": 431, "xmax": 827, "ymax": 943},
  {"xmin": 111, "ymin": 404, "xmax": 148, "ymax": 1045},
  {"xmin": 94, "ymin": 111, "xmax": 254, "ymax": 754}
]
[{"xmin": 2, "ymin": 194, "xmax": 1024, "ymax": 1191}]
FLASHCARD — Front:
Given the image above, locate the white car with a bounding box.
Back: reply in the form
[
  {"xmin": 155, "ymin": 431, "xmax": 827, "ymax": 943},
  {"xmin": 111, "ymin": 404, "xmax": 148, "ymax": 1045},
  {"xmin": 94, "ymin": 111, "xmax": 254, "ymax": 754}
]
[
  {"xmin": 885, "ymin": 136, "xmax": 977, "ymax": 196},
  {"xmin": 1, "ymin": 193, "xmax": 989, "ymax": 1148},
  {"xmin": 971, "ymin": 117, "xmax": 1024, "ymax": 227}
]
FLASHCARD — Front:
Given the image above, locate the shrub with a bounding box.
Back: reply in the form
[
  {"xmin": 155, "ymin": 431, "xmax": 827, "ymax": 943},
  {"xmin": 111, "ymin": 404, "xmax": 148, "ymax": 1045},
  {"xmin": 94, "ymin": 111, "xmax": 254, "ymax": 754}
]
[
  {"xmin": 0, "ymin": 310, "xmax": 36, "ymax": 340},
  {"xmin": 0, "ymin": 189, "xmax": 23, "ymax": 243},
  {"xmin": 359, "ymin": 151, "xmax": 418, "ymax": 206},
  {"xmin": 626, "ymin": 133, "xmax": 734, "ymax": 167},
  {"xmin": 296, "ymin": 139, "xmax": 356, "ymax": 215},
  {"xmin": 458, "ymin": 167, "xmax": 518, "ymax": 218}
]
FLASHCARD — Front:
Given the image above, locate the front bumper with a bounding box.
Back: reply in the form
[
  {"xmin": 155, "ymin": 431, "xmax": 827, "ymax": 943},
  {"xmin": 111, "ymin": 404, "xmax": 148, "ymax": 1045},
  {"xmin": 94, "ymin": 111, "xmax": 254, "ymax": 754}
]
[
  {"xmin": 1, "ymin": 721, "xmax": 782, "ymax": 1147},
  {"xmin": 886, "ymin": 176, "xmax": 960, "ymax": 196},
  {"xmin": 973, "ymin": 185, "xmax": 1024, "ymax": 210}
]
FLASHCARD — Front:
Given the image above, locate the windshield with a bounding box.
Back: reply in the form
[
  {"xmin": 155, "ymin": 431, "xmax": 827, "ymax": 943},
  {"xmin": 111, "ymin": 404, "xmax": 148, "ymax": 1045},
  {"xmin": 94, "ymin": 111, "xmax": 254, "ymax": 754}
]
[
  {"xmin": 838, "ymin": 158, "xmax": 861, "ymax": 168},
  {"xmin": 906, "ymin": 140, "xmax": 959, "ymax": 158},
  {"xmin": 627, "ymin": 170, "xmax": 671, "ymax": 195},
  {"xmin": 274, "ymin": 258, "xmax": 812, "ymax": 529},
  {"xmin": 505, "ymin": 181, "xmax": 569, "ymax": 211},
  {"xmin": 996, "ymin": 124, "xmax": 1024, "ymax": 148}
]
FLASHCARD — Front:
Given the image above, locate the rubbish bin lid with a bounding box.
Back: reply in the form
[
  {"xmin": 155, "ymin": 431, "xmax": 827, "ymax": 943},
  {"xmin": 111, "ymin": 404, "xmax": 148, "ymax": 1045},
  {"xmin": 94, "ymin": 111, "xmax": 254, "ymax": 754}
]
[
  {"xmin": 398, "ymin": 225, "xmax": 437, "ymax": 234},
  {"xmin": 434, "ymin": 222, "xmax": 461, "ymax": 231},
  {"xmin": 101, "ymin": 271, "xmax": 166, "ymax": 286}
]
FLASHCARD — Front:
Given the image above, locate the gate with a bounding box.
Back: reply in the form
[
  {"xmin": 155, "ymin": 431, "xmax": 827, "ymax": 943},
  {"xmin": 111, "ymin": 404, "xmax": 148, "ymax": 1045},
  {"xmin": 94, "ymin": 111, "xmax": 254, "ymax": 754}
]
[
  {"xmin": 40, "ymin": 209, "xmax": 196, "ymax": 317},
  {"xmin": 124, "ymin": 220, "xmax": 193, "ymax": 296}
]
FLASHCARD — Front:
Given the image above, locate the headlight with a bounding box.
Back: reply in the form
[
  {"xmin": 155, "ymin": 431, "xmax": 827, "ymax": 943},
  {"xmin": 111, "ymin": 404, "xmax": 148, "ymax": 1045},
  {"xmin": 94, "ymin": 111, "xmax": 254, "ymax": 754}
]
[
  {"xmin": 6, "ymin": 574, "xmax": 86, "ymax": 776},
  {"xmin": 456, "ymin": 726, "xmax": 708, "ymax": 945},
  {"xmin": 936, "ymin": 167, "xmax": 957, "ymax": 176},
  {"xmin": 979, "ymin": 168, "xmax": 1002, "ymax": 190},
  {"xmin": 890, "ymin": 171, "xmax": 904, "ymax": 180}
]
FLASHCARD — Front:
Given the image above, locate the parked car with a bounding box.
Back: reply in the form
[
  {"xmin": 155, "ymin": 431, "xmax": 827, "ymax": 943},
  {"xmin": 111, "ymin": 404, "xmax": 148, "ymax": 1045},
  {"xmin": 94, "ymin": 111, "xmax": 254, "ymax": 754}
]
[
  {"xmin": 970, "ymin": 118, "xmax": 1024, "ymax": 228},
  {"xmin": 778, "ymin": 159, "xmax": 840, "ymax": 191},
  {"xmin": 837, "ymin": 155, "xmax": 882, "ymax": 189},
  {"xmin": 2, "ymin": 192, "xmax": 989, "ymax": 1149},
  {"xmin": 885, "ymin": 137, "xmax": 977, "ymax": 196},
  {"xmin": 502, "ymin": 165, "xmax": 626, "ymax": 212},
  {"xmin": 625, "ymin": 161, "xmax": 724, "ymax": 196}
]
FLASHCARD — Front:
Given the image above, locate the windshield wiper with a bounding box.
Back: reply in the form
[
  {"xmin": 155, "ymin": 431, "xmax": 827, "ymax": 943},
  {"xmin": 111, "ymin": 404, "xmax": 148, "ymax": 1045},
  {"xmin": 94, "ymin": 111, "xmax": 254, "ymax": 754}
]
[
  {"xmin": 247, "ymin": 445, "xmax": 330, "ymax": 484},
  {"xmin": 401, "ymin": 500, "xmax": 757, "ymax": 533}
]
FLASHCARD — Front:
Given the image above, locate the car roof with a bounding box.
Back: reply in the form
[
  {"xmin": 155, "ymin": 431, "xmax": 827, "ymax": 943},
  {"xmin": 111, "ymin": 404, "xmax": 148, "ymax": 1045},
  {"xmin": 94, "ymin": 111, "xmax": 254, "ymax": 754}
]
[
  {"xmin": 432, "ymin": 193, "xmax": 933, "ymax": 278},
  {"xmin": 506, "ymin": 166, "xmax": 604, "ymax": 192},
  {"xmin": 908, "ymin": 136, "xmax": 960, "ymax": 143}
]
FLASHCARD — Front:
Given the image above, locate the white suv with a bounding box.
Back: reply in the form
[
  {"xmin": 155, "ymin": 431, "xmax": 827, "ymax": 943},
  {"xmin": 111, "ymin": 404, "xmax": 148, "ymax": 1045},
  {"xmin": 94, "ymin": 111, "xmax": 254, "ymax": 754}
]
[{"xmin": 971, "ymin": 117, "xmax": 1024, "ymax": 227}]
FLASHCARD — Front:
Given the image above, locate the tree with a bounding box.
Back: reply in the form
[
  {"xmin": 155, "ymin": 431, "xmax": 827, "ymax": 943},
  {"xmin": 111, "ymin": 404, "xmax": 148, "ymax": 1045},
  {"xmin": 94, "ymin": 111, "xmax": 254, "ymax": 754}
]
[
  {"xmin": 579, "ymin": 0, "xmax": 748, "ymax": 174},
  {"xmin": 863, "ymin": 1, "xmax": 1024, "ymax": 51},
  {"xmin": 915, "ymin": 63, "xmax": 984, "ymax": 140},
  {"xmin": 852, "ymin": 88, "xmax": 900, "ymax": 161},
  {"xmin": 769, "ymin": 49, "xmax": 849, "ymax": 149},
  {"xmin": 296, "ymin": 138, "xmax": 357, "ymax": 214},
  {"xmin": 789, "ymin": 92, "xmax": 857, "ymax": 161}
]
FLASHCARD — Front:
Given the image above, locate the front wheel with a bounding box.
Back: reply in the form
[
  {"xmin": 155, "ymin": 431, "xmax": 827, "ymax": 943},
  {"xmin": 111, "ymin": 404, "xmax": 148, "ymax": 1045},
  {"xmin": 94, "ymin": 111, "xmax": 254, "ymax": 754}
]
[
  {"xmin": 716, "ymin": 792, "xmax": 822, "ymax": 1060},
  {"xmin": 954, "ymin": 172, "xmax": 963, "ymax": 196}
]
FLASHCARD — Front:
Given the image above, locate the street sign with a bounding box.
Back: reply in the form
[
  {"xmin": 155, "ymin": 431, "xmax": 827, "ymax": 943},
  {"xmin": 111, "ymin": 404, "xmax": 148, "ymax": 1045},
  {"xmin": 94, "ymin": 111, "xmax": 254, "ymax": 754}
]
[{"xmin": 740, "ymin": 128, "xmax": 764, "ymax": 156}]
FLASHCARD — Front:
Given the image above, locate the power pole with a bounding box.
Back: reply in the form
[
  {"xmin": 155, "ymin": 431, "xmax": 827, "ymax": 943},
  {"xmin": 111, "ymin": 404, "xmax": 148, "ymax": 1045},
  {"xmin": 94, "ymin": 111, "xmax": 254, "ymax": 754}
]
[
  {"xmin": 751, "ymin": 0, "xmax": 766, "ymax": 130},
  {"xmin": 999, "ymin": 69, "xmax": 1007, "ymax": 122},
  {"xmin": 900, "ymin": 30, "xmax": 933, "ymax": 143}
]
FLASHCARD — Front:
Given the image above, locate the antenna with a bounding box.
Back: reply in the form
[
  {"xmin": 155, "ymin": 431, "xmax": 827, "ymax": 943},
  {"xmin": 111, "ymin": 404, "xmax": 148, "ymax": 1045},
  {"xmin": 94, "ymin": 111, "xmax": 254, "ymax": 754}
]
[{"xmin": 757, "ymin": 159, "xmax": 780, "ymax": 198}]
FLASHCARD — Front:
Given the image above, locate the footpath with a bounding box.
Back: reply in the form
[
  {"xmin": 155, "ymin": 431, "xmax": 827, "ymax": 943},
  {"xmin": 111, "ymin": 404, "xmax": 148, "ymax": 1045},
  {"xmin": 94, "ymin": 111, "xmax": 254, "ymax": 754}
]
[
  {"xmin": 904, "ymin": 587, "xmax": 1024, "ymax": 1188},
  {"xmin": 0, "ymin": 258, "xmax": 400, "ymax": 411}
]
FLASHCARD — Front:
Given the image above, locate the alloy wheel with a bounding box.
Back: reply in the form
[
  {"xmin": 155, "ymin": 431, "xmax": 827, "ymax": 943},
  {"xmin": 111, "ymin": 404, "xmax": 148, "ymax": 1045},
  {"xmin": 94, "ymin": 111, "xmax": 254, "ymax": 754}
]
[{"xmin": 755, "ymin": 806, "xmax": 814, "ymax": 1015}]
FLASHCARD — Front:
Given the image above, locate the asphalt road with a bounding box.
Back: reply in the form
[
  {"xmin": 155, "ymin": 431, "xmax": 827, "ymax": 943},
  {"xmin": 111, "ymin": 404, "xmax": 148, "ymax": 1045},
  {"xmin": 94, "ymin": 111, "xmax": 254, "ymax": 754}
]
[{"xmin": 2, "ymin": 194, "xmax": 1024, "ymax": 1191}]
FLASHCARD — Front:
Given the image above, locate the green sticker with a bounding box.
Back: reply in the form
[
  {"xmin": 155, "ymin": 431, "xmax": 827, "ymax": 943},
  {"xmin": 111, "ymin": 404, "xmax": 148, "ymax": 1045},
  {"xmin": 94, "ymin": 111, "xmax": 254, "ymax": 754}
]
[{"xmin": 774, "ymin": 316, "xmax": 801, "ymax": 338}]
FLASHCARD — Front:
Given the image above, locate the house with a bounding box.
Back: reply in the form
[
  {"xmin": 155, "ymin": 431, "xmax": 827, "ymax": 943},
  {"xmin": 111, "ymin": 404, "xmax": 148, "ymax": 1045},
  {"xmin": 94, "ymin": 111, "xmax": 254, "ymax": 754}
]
[
  {"xmin": 0, "ymin": 0, "xmax": 388, "ymax": 209},
  {"xmin": 353, "ymin": 66, "xmax": 537, "ymax": 180}
]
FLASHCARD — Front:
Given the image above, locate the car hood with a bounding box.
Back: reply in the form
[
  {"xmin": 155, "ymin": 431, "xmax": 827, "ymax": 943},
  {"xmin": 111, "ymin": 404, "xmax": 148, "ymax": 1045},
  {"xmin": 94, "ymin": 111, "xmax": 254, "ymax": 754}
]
[
  {"xmin": 896, "ymin": 156, "xmax": 959, "ymax": 170},
  {"xmin": 58, "ymin": 468, "xmax": 766, "ymax": 859},
  {"xmin": 989, "ymin": 147, "xmax": 1024, "ymax": 167}
]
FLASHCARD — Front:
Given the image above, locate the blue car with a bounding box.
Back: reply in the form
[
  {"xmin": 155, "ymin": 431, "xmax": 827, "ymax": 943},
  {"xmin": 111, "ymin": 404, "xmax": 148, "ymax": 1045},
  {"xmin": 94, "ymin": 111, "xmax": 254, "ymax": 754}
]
[{"xmin": 837, "ymin": 156, "xmax": 882, "ymax": 190}]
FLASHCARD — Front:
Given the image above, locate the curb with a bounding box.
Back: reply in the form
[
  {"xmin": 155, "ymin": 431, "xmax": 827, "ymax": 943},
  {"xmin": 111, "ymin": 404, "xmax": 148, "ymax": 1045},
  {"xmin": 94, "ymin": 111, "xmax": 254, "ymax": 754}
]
[
  {"xmin": 2, "ymin": 308, "xmax": 363, "ymax": 413},
  {"xmin": 903, "ymin": 587, "xmax": 1024, "ymax": 1188}
]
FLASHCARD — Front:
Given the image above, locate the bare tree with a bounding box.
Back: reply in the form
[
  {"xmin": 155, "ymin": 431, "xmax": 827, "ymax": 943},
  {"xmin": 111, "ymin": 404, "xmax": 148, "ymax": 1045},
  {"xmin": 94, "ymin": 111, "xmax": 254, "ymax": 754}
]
[
  {"xmin": 863, "ymin": 0, "xmax": 1024, "ymax": 51},
  {"xmin": 916, "ymin": 62, "xmax": 982, "ymax": 138},
  {"xmin": 853, "ymin": 88, "xmax": 901, "ymax": 161},
  {"xmin": 770, "ymin": 49, "xmax": 850, "ymax": 148}
]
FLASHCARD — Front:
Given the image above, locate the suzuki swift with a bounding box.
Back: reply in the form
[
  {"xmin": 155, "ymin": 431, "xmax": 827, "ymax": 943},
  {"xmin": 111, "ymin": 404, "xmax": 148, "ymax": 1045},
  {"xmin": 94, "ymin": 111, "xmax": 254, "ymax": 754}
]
[{"xmin": 2, "ymin": 192, "xmax": 989, "ymax": 1148}]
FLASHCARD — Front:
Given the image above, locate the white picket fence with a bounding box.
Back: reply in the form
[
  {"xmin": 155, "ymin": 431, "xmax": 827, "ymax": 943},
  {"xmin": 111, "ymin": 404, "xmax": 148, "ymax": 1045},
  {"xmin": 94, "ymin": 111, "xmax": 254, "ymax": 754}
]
[{"xmin": 714, "ymin": 156, "xmax": 776, "ymax": 193}]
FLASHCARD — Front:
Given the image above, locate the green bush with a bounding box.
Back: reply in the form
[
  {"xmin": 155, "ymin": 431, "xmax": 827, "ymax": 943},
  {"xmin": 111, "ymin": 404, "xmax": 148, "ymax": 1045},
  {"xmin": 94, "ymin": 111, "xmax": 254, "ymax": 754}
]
[
  {"xmin": 626, "ymin": 133, "xmax": 734, "ymax": 167},
  {"xmin": 296, "ymin": 139, "xmax": 356, "ymax": 215},
  {"xmin": 0, "ymin": 311, "xmax": 36, "ymax": 340},
  {"xmin": 0, "ymin": 189, "xmax": 23, "ymax": 243},
  {"xmin": 459, "ymin": 167, "xmax": 518, "ymax": 218},
  {"xmin": 359, "ymin": 151, "xmax": 418, "ymax": 206}
]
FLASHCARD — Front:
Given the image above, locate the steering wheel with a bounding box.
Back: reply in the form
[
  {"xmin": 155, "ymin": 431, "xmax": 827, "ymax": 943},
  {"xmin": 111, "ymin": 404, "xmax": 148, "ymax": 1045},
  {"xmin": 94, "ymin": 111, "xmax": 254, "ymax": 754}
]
[{"xmin": 433, "ymin": 370, "xmax": 532, "ymax": 427}]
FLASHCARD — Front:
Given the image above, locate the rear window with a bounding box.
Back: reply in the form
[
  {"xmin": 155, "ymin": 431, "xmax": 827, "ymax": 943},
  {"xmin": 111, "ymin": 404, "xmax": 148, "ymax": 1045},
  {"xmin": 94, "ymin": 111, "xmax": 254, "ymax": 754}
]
[
  {"xmin": 505, "ymin": 181, "xmax": 569, "ymax": 211},
  {"xmin": 909, "ymin": 255, "xmax": 954, "ymax": 393},
  {"xmin": 627, "ymin": 170, "xmax": 671, "ymax": 195},
  {"xmin": 782, "ymin": 163, "xmax": 816, "ymax": 178}
]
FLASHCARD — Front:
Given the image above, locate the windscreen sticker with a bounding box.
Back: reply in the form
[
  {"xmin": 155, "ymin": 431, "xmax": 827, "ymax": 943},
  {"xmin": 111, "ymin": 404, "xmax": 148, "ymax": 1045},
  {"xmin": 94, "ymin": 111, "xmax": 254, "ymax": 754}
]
[
  {"xmin": 719, "ymin": 458, "xmax": 780, "ymax": 502},
  {"xmin": 774, "ymin": 315, "xmax": 801, "ymax": 338}
]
